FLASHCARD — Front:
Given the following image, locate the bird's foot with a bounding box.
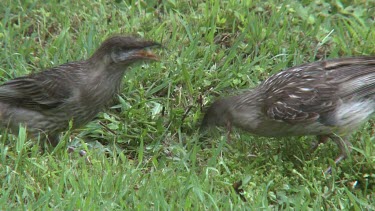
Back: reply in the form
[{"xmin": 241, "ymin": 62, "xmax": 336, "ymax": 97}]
[{"xmin": 324, "ymin": 154, "xmax": 346, "ymax": 174}]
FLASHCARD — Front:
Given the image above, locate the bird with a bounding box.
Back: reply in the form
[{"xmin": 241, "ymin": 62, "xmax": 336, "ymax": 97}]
[
  {"xmin": 201, "ymin": 56, "xmax": 375, "ymax": 173},
  {"xmin": 0, "ymin": 35, "xmax": 160, "ymax": 147}
]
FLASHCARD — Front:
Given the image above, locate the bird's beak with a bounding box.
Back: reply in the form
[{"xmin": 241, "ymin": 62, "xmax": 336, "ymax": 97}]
[{"xmin": 134, "ymin": 49, "xmax": 160, "ymax": 61}]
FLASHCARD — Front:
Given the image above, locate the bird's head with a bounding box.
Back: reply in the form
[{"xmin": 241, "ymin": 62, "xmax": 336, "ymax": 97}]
[
  {"xmin": 200, "ymin": 98, "xmax": 232, "ymax": 131},
  {"xmin": 90, "ymin": 36, "xmax": 161, "ymax": 65}
]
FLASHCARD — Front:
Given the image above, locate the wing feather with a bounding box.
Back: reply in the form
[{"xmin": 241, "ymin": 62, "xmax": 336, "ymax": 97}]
[
  {"xmin": 263, "ymin": 63, "xmax": 338, "ymax": 124},
  {"xmin": 0, "ymin": 63, "xmax": 81, "ymax": 111}
]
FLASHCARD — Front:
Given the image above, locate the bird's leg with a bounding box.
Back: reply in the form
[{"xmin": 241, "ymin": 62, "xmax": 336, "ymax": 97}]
[
  {"xmin": 37, "ymin": 133, "xmax": 59, "ymax": 153},
  {"xmin": 46, "ymin": 134, "xmax": 60, "ymax": 147},
  {"xmin": 370, "ymin": 119, "xmax": 375, "ymax": 136},
  {"xmin": 324, "ymin": 135, "xmax": 352, "ymax": 174},
  {"xmin": 226, "ymin": 120, "xmax": 232, "ymax": 143},
  {"xmin": 311, "ymin": 135, "xmax": 329, "ymax": 152}
]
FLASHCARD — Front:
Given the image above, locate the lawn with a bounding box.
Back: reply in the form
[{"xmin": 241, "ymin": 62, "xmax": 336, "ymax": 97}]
[{"xmin": 1, "ymin": 0, "xmax": 374, "ymax": 209}]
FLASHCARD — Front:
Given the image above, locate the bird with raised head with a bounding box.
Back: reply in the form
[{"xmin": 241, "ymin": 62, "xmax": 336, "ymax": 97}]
[
  {"xmin": 0, "ymin": 36, "xmax": 160, "ymax": 147},
  {"xmin": 201, "ymin": 56, "xmax": 375, "ymax": 173}
]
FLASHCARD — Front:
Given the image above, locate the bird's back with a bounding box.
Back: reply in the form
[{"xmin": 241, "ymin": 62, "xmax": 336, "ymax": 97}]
[
  {"xmin": 324, "ymin": 57, "xmax": 375, "ymax": 100},
  {"xmin": 256, "ymin": 56, "xmax": 375, "ymax": 136}
]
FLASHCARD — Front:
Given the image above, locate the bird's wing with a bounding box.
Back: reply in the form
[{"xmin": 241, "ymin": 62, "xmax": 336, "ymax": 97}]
[
  {"xmin": 323, "ymin": 57, "xmax": 375, "ymax": 99},
  {"xmin": 263, "ymin": 64, "xmax": 338, "ymax": 124},
  {"xmin": 0, "ymin": 67, "xmax": 75, "ymax": 111}
]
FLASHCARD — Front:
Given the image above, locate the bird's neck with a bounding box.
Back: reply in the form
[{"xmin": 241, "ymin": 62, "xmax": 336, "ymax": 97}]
[
  {"xmin": 230, "ymin": 89, "xmax": 261, "ymax": 106},
  {"xmin": 81, "ymin": 62, "xmax": 128, "ymax": 106},
  {"xmin": 226, "ymin": 90, "xmax": 265, "ymax": 131}
]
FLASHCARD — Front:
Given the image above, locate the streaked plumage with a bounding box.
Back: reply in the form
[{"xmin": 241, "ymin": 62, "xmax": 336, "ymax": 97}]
[
  {"xmin": 201, "ymin": 56, "xmax": 375, "ymax": 173},
  {"xmin": 0, "ymin": 36, "xmax": 160, "ymax": 146}
]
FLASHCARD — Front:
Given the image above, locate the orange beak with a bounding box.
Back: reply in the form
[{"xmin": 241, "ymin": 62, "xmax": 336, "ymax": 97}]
[{"xmin": 136, "ymin": 49, "xmax": 160, "ymax": 61}]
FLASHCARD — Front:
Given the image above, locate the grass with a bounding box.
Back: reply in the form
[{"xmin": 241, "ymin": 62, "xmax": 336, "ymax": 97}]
[{"xmin": 1, "ymin": 0, "xmax": 375, "ymax": 209}]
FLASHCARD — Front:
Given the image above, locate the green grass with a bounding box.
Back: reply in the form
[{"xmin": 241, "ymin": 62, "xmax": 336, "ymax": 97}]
[{"xmin": 1, "ymin": 0, "xmax": 375, "ymax": 209}]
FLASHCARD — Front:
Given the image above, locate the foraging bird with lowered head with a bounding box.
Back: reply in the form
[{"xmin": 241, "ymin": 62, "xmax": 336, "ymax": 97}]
[
  {"xmin": 201, "ymin": 56, "xmax": 375, "ymax": 173},
  {"xmin": 0, "ymin": 36, "xmax": 160, "ymax": 146}
]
